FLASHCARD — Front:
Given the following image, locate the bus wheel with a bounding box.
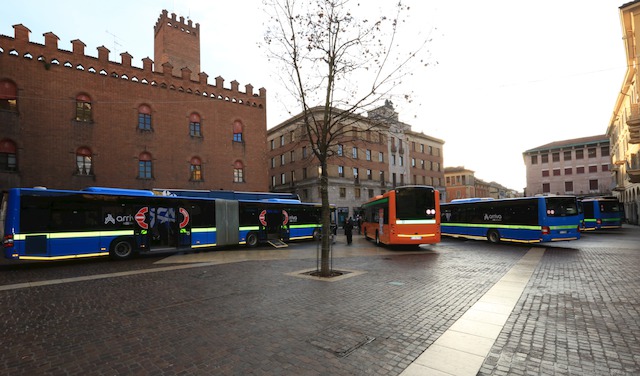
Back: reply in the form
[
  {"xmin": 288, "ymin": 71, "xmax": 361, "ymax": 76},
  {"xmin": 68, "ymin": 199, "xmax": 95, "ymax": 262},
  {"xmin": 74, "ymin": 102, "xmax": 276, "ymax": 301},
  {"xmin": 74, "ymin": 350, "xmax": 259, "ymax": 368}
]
[
  {"xmin": 487, "ymin": 230, "xmax": 501, "ymax": 243},
  {"xmin": 246, "ymin": 232, "xmax": 259, "ymax": 247},
  {"xmin": 110, "ymin": 239, "xmax": 134, "ymax": 260}
]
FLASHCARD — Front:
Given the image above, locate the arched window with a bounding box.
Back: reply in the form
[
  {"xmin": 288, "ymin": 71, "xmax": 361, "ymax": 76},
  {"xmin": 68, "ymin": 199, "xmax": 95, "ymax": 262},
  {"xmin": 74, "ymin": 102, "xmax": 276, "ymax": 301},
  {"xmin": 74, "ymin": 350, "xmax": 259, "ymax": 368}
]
[
  {"xmin": 0, "ymin": 80, "xmax": 17, "ymax": 112},
  {"xmin": 189, "ymin": 113, "xmax": 201, "ymax": 137},
  {"xmin": 233, "ymin": 120, "xmax": 243, "ymax": 142},
  {"xmin": 138, "ymin": 152, "xmax": 153, "ymax": 179},
  {"xmin": 75, "ymin": 93, "xmax": 92, "ymax": 122},
  {"xmin": 0, "ymin": 139, "xmax": 17, "ymax": 172},
  {"xmin": 233, "ymin": 160, "xmax": 244, "ymax": 183},
  {"xmin": 75, "ymin": 147, "xmax": 93, "ymax": 175},
  {"xmin": 190, "ymin": 157, "xmax": 203, "ymax": 181},
  {"xmin": 138, "ymin": 104, "xmax": 152, "ymax": 131}
]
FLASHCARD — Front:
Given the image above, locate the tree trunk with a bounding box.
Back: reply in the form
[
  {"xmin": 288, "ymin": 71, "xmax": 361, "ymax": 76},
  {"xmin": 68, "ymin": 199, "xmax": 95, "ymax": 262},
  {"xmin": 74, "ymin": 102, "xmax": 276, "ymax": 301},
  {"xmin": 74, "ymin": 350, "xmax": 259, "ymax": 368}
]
[{"xmin": 319, "ymin": 160, "xmax": 332, "ymax": 276}]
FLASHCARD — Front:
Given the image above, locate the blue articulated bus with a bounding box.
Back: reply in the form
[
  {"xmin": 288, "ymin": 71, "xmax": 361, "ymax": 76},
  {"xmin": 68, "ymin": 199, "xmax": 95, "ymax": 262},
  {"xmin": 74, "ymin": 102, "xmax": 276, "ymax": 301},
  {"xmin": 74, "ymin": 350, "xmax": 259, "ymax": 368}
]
[
  {"xmin": 1, "ymin": 187, "xmax": 325, "ymax": 261},
  {"xmin": 155, "ymin": 188, "xmax": 330, "ymax": 241},
  {"xmin": 440, "ymin": 196, "xmax": 581, "ymax": 243},
  {"xmin": 580, "ymin": 196, "xmax": 623, "ymax": 230}
]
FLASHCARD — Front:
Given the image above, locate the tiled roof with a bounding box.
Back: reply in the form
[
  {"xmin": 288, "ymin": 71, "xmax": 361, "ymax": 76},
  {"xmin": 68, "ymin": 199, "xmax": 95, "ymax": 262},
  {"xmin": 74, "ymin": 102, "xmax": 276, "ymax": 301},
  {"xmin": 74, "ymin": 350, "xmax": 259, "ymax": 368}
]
[
  {"xmin": 523, "ymin": 134, "xmax": 608, "ymax": 154},
  {"xmin": 621, "ymin": 0, "xmax": 640, "ymax": 10}
]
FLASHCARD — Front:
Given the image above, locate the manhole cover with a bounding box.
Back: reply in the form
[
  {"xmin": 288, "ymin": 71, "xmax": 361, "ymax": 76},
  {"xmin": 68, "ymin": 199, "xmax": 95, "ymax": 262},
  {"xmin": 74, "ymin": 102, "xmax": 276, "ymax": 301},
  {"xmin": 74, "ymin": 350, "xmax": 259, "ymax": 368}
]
[{"xmin": 309, "ymin": 326, "xmax": 375, "ymax": 358}]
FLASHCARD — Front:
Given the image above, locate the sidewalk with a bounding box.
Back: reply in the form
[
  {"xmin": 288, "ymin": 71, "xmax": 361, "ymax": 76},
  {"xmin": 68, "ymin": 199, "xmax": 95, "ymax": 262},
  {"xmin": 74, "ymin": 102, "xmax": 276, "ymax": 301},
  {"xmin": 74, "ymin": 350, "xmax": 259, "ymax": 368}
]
[{"xmin": 0, "ymin": 232, "xmax": 639, "ymax": 375}]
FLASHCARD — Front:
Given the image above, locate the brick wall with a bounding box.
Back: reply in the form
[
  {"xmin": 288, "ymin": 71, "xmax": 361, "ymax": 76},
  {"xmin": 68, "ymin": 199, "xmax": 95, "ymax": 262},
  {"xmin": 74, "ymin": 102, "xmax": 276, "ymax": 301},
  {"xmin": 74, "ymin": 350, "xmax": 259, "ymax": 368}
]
[{"xmin": 0, "ymin": 15, "xmax": 268, "ymax": 192}]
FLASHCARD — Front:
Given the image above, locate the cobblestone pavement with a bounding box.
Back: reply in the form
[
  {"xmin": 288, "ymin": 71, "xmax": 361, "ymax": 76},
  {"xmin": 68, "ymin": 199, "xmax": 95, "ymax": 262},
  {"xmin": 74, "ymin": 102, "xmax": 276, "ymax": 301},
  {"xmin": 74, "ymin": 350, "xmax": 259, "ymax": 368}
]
[{"xmin": 0, "ymin": 226, "xmax": 638, "ymax": 375}]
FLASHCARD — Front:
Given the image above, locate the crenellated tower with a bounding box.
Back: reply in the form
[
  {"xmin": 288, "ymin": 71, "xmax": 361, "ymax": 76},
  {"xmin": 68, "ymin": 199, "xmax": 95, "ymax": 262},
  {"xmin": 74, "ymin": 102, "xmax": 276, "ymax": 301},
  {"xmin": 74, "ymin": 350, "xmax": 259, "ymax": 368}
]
[{"xmin": 154, "ymin": 10, "xmax": 200, "ymax": 78}]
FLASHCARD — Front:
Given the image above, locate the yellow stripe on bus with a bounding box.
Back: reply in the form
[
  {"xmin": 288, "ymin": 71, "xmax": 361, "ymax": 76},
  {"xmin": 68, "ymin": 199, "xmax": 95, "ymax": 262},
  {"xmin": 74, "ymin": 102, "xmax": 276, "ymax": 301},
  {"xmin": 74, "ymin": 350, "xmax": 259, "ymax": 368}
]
[
  {"xmin": 442, "ymin": 232, "xmax": 544, "ymax": 243},
  {"xmin": 192, "ymin": 243, "xmax": 216, "ymax": 248},
  {"xmin": 14, "ymin": 230, "xmax": 134, "ymax": 240},
  {"xmin": 19, "ymin": 252, "xmax": 110, "ymax": 260},
  {"xmin": 191, "ymin": 227, "xmax": 216, "ymax": 233}
]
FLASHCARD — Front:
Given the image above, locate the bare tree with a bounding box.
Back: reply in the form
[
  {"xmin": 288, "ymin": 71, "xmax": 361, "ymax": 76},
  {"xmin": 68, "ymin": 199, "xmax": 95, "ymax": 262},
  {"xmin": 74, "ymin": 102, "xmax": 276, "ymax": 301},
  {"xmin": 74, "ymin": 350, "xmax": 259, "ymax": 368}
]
[{"xmin": 263, "ymin": 0, "xmax": 433, "ymax": 276}]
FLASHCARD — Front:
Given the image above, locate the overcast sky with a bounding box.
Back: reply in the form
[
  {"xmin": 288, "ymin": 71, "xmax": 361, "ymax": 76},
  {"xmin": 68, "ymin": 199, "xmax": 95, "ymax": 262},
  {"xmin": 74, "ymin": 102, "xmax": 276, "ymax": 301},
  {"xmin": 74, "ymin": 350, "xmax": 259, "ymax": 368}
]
[{"xmin": 3, "ymin": 0, "xmax": 627, "ymax": 191}]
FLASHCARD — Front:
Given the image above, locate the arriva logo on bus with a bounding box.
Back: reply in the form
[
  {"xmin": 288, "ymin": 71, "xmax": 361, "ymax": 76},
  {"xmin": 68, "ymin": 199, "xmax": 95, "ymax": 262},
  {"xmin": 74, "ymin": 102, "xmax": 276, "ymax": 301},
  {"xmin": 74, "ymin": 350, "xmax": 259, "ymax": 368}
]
[
  {"xmin": 484, "ymin": 213, "xmax": 502, "ymax": 222},
  {"xmin": 104, "ymin": 214, "xmax": 135, "ymax": 225}
]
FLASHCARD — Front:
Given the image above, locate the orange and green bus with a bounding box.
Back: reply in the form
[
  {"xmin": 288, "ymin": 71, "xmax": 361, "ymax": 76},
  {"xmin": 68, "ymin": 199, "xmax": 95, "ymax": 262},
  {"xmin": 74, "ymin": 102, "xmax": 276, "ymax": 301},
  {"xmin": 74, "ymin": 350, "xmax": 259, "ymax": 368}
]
[{"xmin": 361, "ymin": 185, "xmax": 440, "ymax": 246}]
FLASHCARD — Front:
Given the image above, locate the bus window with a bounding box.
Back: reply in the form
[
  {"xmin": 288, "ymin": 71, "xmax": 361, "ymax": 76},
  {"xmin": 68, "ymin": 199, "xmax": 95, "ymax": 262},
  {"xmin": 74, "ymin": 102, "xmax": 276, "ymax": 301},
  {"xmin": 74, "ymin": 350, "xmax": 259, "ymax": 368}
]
[{"xmin": 545, "ymin": 197, "xmax": 578, "ymax": 216}]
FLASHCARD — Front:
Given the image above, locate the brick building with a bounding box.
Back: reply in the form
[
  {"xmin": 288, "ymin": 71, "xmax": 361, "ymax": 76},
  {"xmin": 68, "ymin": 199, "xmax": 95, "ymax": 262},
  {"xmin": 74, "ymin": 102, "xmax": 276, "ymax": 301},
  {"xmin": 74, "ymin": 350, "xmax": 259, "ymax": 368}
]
[
  {"xmin": 266, "ymin": 101, "xmax": 445, "ymax": 225},
  {"xmin": 444, "ymin": 166, "xmax": 477, "ymax": 201},
  {"xmin": 444, "ymin": 166, "xmax": 518, "ymax": 202},
  {"xmin": 522, "ymin": 135, "xmax": 611, "ymax": 197},
  {"xmin": 0, "ymin": 10, "xmax": 268, "ymax": 192}
]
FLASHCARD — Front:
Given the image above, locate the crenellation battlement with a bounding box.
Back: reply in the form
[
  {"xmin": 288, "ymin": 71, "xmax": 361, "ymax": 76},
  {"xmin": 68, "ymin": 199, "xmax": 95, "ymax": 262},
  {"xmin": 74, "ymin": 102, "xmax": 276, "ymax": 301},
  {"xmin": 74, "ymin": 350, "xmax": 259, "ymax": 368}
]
[
  {"xmin": 71, "ymin": 39, "xmax": 85, "ymax": 55},
  {"xmin": 0, "ymin": 22, "xmax": 265, "ymax": 102},
  {"xmin": 154, "ymin": 9, "xmax": 199, "ymax": 37},
  {"xmin": 1, "ymin": 9, "xmax": 269, "ymax": 193}
]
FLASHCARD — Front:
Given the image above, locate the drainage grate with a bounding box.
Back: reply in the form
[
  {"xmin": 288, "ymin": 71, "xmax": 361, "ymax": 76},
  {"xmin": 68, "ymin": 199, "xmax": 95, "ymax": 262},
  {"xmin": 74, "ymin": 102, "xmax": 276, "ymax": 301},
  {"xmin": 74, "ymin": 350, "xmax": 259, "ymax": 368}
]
[{"xmin": 309, "ymin": 326, "xmax": 375, "ymax": 358}]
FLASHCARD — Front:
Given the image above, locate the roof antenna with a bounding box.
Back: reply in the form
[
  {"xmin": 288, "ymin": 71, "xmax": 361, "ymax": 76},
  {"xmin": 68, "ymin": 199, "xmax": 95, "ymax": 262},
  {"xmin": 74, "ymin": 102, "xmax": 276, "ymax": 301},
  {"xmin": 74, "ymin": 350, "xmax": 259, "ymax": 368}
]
[{"xmin": 105, "ymin": 30, "xmax": 122, "ymax": 55}]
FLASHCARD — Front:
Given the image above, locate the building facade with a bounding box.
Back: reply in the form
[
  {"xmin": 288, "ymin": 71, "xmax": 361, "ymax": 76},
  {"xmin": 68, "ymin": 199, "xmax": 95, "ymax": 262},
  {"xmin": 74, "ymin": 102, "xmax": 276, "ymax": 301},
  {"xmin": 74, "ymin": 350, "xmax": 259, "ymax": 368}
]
[
  {"xmin": 443, "ymin": 167, "xmax": 516, "ymax": 202},
  {"xmin": 522, "ymin": 135, "xmax": 611, "ymax": 197},
  {"xmin": 0, "ymin": 10, "xmax": 268, "ymax": 192},
  {"xmin": 444, "ymin": 166, "xmax": 477, "ymax": 201},
  {"xmin": 607, "ymin": 1, "xmax": 640, "ymax": 225},
  {"xmin": 266, "ymin": 102, "xmax": 445, "ymax": 224}
]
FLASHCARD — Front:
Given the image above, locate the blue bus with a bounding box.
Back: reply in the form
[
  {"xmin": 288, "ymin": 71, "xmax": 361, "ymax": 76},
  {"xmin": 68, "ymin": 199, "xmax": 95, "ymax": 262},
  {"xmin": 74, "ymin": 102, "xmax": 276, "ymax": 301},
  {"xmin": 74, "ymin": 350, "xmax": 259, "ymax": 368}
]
[
  {"xmin": 1, "ymin": 187, "xmax": 325, "ymax": 261},
  {"xmin": 440, "ymin": 196, "xmax": 581, "ymax": 243},
  {"xmin": 154, "ymin": 187, "xmax": 335, "ymax": 238},
  {"xmin": 580, "ymin": 197, "xmax": 623, "ymax": 231}
]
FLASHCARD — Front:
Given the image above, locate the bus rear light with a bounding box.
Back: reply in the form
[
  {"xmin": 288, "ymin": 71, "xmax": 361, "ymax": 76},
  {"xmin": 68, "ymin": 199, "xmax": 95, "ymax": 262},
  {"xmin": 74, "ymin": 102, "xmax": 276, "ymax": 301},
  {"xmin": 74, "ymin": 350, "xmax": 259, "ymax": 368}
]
[
  {"xmin": 541, "ymin": 226, "xmax": 550, "ymax": 235},
  {"xmin": 596, "ymin": 219, "xmax": 602, "ymax": 225},
  {"xmin": 3, "ymin": 234, "xmax": 14, "ymax": 248}
]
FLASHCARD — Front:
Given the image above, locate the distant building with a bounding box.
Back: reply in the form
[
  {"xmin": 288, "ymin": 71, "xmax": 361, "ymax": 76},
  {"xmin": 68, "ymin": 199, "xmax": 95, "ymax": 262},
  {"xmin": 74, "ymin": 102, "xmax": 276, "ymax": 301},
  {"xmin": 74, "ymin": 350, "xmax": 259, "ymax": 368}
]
[
  {"xmin": 444, "ymin": 166, "xmax": 517, "ymax": 202},
  {"xmin": 522, "ymin": 135, "xmax": 611, "ymax": 197},
  {"xmin": 444, "ymin": 166, "xmax": 476, "ymax": 201},
  {"xmin": 266, "ymin": 101, "xmax": 445, "ymax": 225},
  {"xmin": 608, "ymin": 1, "xmax": 640, "ymax": 225},
  {"xmin": 0, "ymin": 10, "xmax": 268, "ymax": 192},
  {"xmin": 486, "ymin": 181, "xmax": 519, "ymax": 199}
]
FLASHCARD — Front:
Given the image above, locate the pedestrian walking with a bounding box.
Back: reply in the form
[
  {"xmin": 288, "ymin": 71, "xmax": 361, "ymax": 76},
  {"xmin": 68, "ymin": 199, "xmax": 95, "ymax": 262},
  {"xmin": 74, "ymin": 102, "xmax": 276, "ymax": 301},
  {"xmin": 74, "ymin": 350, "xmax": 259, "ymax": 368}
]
[{"xmin": 344, "ymin": 217, "xmax": 354, "ymax": 245}]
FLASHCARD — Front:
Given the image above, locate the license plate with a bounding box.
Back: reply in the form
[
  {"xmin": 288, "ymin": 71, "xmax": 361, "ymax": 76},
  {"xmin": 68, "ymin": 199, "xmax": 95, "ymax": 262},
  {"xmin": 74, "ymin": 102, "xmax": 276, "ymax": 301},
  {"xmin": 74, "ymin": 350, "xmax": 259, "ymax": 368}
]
[
  {"xmin": 411, "ymin": 236, "xmax": 422, "ymax": 240},
  {"xmin": 559, "ymin": 230, "xmax": 567, "ymax": 234}
]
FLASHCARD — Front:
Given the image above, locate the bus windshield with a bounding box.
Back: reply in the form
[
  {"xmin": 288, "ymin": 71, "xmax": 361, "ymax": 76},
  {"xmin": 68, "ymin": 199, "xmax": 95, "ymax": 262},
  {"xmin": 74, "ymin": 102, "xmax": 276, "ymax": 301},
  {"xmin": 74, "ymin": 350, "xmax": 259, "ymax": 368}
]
[
  {"xmin": 545, "ymin": 197, "xmax": 578, "ymax": 217},
  {"xmin": 395, "ymin": 187, "xmax": 436, "ymax": 220},
  {"xmin": 600, "ymin": 201, "xmax": 621, "ymax": 213}
]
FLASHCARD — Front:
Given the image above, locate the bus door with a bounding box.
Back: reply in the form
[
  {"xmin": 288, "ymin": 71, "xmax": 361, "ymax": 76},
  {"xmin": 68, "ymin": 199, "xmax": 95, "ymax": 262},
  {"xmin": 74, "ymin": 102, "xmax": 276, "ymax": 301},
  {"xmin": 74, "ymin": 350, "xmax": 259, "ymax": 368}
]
[
  {"xmin": 135, "ymin": 206, "xmax": 191, "ymax": 251},
  {"xmin": 265, "ymin": 209, "xmax": 283, "ymax": 239}
]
